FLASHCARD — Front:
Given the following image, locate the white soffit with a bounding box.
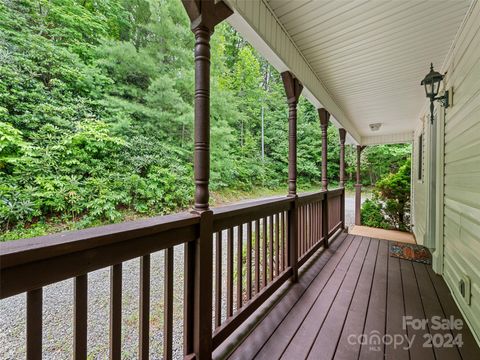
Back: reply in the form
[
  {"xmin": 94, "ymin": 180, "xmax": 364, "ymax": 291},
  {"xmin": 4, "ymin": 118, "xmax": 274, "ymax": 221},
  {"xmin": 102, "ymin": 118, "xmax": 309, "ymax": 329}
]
[{"xmin": 266, "ymin": 0, "xmax": 472, "ymax": 142}]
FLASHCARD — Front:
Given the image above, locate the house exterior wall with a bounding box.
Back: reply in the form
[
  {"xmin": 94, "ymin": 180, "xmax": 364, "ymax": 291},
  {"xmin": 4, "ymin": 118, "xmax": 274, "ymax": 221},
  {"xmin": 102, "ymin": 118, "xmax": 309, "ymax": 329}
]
[
  {"xmin": 442, "ymin": 0, "xmax": 480, "ymax": 342},
  {"xmin": 412, "ymin": 118, "xmax": 427, "ymax": 245}
]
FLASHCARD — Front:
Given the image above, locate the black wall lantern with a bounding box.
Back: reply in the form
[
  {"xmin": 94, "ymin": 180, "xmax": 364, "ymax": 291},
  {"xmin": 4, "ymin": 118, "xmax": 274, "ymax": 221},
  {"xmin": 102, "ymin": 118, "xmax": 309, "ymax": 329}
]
[{"xmin": 421, "ymin": 63, "xmax": 449, "ymax": 124}]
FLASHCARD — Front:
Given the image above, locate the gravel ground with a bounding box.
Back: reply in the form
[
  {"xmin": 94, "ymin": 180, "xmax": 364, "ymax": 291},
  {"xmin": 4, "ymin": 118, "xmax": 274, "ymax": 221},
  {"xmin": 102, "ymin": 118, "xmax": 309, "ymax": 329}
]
[{"xmin": 0, "ymin": 195, "xmax": 358, "ymax": 359}]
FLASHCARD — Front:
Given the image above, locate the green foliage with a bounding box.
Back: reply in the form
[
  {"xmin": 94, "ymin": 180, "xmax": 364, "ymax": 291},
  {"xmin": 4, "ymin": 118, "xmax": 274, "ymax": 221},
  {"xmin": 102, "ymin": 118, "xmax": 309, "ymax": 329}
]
[
  {"xmin": 0, "ymin": 0, "xmax": 411, "ymax": 240},
  {"xmin": 361, "ymin": 159, "xmax": 412, "ymax": 231}
]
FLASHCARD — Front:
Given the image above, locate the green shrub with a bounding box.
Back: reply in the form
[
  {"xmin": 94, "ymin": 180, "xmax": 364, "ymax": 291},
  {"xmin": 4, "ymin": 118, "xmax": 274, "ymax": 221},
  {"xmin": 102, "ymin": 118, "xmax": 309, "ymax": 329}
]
[{"xmin": 361, "ymin": 159, "xmax": 411, "ymax": 231}]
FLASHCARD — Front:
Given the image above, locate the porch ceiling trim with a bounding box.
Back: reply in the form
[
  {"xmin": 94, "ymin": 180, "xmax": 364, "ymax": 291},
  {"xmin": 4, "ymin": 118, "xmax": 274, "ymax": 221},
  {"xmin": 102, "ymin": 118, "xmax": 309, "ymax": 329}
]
[
  {"xmin": 361, "ymin": 132, "xmax": 414, "ymax": 146},
  {"xmin": 224, "ymin": 0, "xmax": 361, "ymax": 144}
]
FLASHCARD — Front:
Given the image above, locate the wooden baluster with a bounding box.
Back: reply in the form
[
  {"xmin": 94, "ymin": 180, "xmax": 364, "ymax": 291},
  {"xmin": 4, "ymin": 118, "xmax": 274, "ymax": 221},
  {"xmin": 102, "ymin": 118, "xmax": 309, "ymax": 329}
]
[
  {"xmin": 269, "ymin": 215, "xmax": 274, "ymax": 282},
  {"xmin": 164, "ymin": 248, "xmax": 174, "ymax": 360},
  {"xmin": 227, "ymin": 227, "xmax": 234, "ymax": 317},
  {"xmin": 255, "ymin": 220, "xmax": 260, "ymax": 294},
  {"xmin": 262, "ymin": 218, "xmax": 267, "ymax": 287},
  {"xmin": 27, "ymin": 288, "xmax": 42, "ymax": 360},
  {"xmin": 215, "ymin": 232, "xmax": 222, "ymax": 327},
  {"xmin": 237, "ymin": 225, "xmax": 243, "ymax": 309},
  {"xmin": 275, "ymin": 213, "xmax": 280, "ymax": 277},
  {"xmin": 246, "ymin": 222, "xmax": 252, "ymax": 300},
  {"xmin": 74, "ymin": 275, "xmax": 87, "ymax": 360},
  {"xmin": 110, "ymin": 263, "xmax": 122, "ymax": 360},
  {"xmin": 322, "ymin": 194, "xmax": 329, "ymax": 248},
  {"xmin": 139, "ymin": 256, "xmax": 150, "ymax": 360}
]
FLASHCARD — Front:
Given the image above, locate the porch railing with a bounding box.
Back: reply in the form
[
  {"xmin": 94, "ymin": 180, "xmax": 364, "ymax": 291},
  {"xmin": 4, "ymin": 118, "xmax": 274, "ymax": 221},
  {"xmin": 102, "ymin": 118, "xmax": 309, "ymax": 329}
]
[{"xmin": 0, "ymin": 188, "xmax": 344, "ymax": 359}]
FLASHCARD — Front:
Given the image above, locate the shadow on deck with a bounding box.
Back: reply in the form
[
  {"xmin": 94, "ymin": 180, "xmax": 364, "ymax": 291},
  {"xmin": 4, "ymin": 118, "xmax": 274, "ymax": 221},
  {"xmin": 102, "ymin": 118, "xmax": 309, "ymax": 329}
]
[{"xmin": 218, "ymin": 233, "xmax": 480, "ymax": 360}]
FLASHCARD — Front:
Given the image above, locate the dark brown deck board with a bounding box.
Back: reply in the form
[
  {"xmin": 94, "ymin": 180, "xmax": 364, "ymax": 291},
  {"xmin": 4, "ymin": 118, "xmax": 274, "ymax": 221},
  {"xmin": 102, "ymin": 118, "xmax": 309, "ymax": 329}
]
[
  {"xmin": 225, "ymin": 235, "xmax": 480, "ymax": 360},
  {"xmin": 333, "ymin": 238, "xmax": 379, "ymax": 360},
  {"xmin": 225, "ymin": 233, "xmax": 350, "ymax": 360},
  {"xmin": 384, "ymin": 255, "xmax": 409, "ymax": 360},
  {"xmin": 358, "ymin": 239, "xmax": 389, "ymax": 360},
  {"xmin": 400, "ymin": 259, "xmax": 435, "ymax": 360},
  {"xmin": 306, "ymin": 237, "xmax": 371, "ymax": 359},
  {"xmin": 427, "ymin": 266, "xmax": 479, "ymax": 360},
  {"xmin": 413, "ymin": 262, "xmax": 461, "ymax": 360},
  {"xmin": 279, "ymin": 236, "xmax": 364, "ymax": 359},
  {"xmin": 255, "ymin": 235, "xmax": 358, "ymax": 360}
]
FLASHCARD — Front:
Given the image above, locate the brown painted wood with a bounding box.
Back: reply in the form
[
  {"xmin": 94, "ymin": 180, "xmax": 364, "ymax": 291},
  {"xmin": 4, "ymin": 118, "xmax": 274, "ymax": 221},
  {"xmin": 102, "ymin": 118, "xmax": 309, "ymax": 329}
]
[
  {"xmin": 139, "ymin": 255, "xmax": 150, "ymax": 360},
  {"xmin": 255, "ymin": 219, "xmax": 260, "ymax": 294},
  {"xmin": 262, "ymin": 218, "xmax": 267, "ymax": 287},
  {"xmin": 334, "ymin": 238, "xmax": 379, "ymax": 360},
  {"xmin": 228, "ymin": 235, "xmax": 480, "ymax": 360},
  {"xmin": 215, "ymin": 231, "xmax": 222, "ymax": 327},
  {"xmin": 318, "ymin": 108, "xmax": 330, "ymax": 191},
  {"xmin": 193, "ymin": 210, "xmax": 214, "ymax": 359},
  {"xmin": 0, "ymin": 212, "xmax": 199, "ymax": 271},
  {"xmin": 426, "ymin": 266, "xmax": 480, "ymax": 360},
  {"xmin": 183, "ymin": 241, "xmax": 195, "ymax": 355},
  {"xmin": 384, "ymin": 255, "xmax": 409, "ymax": 360},
  {"xmin": 1, "ymin": 224, "xmax": 197, "ymax": 299},
  {"xmin": 322, "ymin": 197, "xmax": 329, "ymax": 249},
  {"xmin": 288, "ymin": 198, "xmax": 299, "ymax": 282},
  {"xmin": 237, "ymin": 225, "xmax": 243, "ymax": 309},
  {"xmin": 213, "ymin": 196, "xmax": 292, "ymax": 232},
  {"xmin": 355, "ymin": 145, "xmax": 366, "ymax": 225},
  {"xmin": 212, "ymin": 267, "xmax": 293, "ymax": 349},
  {"xmin": 339, "ymin": 128, "xmax": 346, "ymax": 188},
  {"xmin": 255, "ymin": 234, "xmax": 358, "ymax": 360},
  {"xmin": 275, "ymin": 213, "xmax": 280, "ymax": 277},
  {"xmin": 26, "ymin": 288, "xmax": 42, "ymax": 360},
  {"xmin": 413, "ymin": 262, "xmax": 461, "ymax": 360},
  {"xmin": 281, "ymin": 236, "xmax": 365, "ymax": 360},
  {"xmin": 164, "ymin": 248, "xmax": 174, "ymax": 360},
  {"xmin": 358, "ymin": 240, "xmax": 389, "ymax": 360},
  {"xmin": 399, "ymin": 259, "xmax": 435, "ymax": 360},
  {"xmin": 281, "ymin": 71, "xmax": 303, "ymax": 196},
  {"xmin": 227, "ymin": 227, "xmax": 234, "ymax": 318},
  {"xmin": 307, "ymin": 237, "xmax": 371, "ymax": 359},
  {"xmin": 246, "ymin": 223, "xmax": 252, "ymax": 300},
  {"xmin": 269, "ymin": 216, "xmax": 274, "ymax": 282},
  {"xmin": 74, "ymin": 274, "xmax": 87, "ymax": 360},
  {"xmin": 110, "ymin": 263, "xmax": 122, "ymax": 360},
  {"xmin": 228, "ymin": 233, "xmax": 349, "ymax": 360}
]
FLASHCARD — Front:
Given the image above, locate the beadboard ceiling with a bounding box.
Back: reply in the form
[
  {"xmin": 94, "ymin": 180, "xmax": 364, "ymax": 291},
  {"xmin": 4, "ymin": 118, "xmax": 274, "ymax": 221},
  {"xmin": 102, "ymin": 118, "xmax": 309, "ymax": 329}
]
[{"xmin": 265, "ymin": 0, "xmax": 472, "ymax": 139}]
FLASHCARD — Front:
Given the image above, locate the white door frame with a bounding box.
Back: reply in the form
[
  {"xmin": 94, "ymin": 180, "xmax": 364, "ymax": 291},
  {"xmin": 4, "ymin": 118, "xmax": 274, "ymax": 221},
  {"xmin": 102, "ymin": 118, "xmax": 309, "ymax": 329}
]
[{"xmin": 432, "ymin": 104, "xmax": 445, "ymax": 274}]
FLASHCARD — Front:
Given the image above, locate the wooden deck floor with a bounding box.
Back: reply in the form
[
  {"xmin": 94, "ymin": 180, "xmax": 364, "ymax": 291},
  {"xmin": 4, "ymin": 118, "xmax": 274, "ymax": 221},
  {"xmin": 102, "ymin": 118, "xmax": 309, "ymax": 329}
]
[{"xmin": 224, "ymin": 234, "xmax": 480, "ymax": 360}]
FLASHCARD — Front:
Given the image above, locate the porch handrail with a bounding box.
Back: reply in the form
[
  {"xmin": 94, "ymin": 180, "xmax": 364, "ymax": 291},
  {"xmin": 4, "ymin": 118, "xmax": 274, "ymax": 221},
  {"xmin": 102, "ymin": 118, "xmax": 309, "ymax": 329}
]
[{"xmin": 0, "ymin": 188, "xmax": 345, "ymax": 359}]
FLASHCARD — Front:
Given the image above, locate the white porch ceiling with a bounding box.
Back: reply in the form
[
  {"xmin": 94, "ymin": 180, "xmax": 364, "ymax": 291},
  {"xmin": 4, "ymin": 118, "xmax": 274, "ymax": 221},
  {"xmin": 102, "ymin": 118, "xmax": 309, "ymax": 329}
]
[{"xmin": 265, "ymin": 0, "xmax": 472, "ymax": 140}]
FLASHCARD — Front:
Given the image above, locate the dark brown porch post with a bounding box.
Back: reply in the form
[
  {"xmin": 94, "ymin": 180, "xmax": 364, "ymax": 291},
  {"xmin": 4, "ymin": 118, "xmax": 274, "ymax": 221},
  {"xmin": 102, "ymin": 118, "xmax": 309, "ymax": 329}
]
[
  {"xmin": 339, "ymin": 129, "xmax": 346, "ymax": 229},
  {"xmin": 318, "ymin": 109, "xmax": 330, "ymax": 248},
  {"xmin": 281, "ymin": 71, "xmax": 302, "ymax": 282},
  {"xmin": 318, "ymin": 109, "xmax": 330, "ymax": 191},
  {"xmin": 181, "ymin": 1, "xmax": 232, "ymax": 359},
  {"xmin": 355, "ymin": 145, "xmax": 366, "ymax": 226}
]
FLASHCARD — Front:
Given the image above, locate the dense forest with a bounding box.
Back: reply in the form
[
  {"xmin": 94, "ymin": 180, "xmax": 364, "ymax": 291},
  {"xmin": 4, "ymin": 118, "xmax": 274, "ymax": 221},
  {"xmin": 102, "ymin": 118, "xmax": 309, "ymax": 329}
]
[{"xmin": 0, "ymin": 0, "xmax": 411, "ymax": 240}]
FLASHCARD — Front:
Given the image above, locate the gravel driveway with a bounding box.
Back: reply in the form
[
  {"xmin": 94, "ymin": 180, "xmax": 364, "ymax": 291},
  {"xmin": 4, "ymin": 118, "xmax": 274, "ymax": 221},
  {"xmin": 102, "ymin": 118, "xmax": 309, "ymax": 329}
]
[{"xmin": 0, "ymin": 195, "xmax": 359, "ymax": 359}]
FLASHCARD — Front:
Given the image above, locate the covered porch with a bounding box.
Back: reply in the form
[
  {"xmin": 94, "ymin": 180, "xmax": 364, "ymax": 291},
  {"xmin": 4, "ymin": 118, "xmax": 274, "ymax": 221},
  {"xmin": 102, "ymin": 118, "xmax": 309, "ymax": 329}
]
[
  {"xmin": 219, "ymin": 234, "xmax": 479, "ymax": 360},
  {"xmin": 1, "ymin": 0, "xmax": 480, "ymax": 359}
]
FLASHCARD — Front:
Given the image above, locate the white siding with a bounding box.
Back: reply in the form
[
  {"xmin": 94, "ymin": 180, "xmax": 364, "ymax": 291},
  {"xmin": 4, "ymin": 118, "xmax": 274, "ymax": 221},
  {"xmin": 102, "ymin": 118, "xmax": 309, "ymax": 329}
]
[
  {"xmin": 442, "ymin": 0, "xmax": 480, "ymax": 342},
  {"xmin": 413, "ymin": 118, "xmax": 427, "ymax": 245}
]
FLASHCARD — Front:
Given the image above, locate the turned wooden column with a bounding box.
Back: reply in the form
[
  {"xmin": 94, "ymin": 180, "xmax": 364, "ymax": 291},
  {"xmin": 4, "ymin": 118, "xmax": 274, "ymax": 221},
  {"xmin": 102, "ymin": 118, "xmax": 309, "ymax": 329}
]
[
  {"xmin": 339, "ymin": 129, "xmax": 346, "ymax": 230},
  {"xmin": 318, "ymin": 109, "xmax": 330, "ymax": 191},
  {"xmin": 339, "ymin": 129, "xmax": 346, "ymax": 187},
  {"xmin": 281, "ymin": 71, "xmax": 302, "ymax": 282},
  {"xmin": 181, "ymin": 1, "xmax": 232, "ymax": 359},
  {"xmin": 355, "ymin": 145, "xmax": 366, "ymax": 226}
]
